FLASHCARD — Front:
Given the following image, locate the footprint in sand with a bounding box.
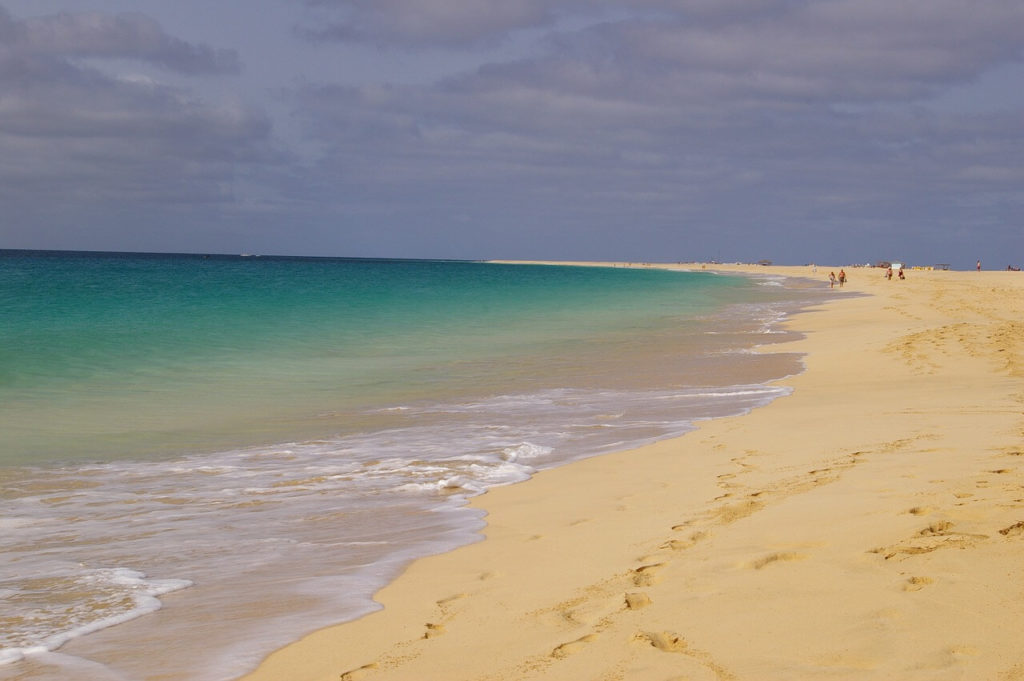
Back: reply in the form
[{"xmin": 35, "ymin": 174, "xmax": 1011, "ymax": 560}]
[
  {"xmin": 624, "ymin": 592, "xmax": 652, "ymax": 610},
  {"xmin": 631, "ymin": 563, "xmax": 664, "ymax": 586},
  {"xmin": 437, "ymin": 593, "xmax": 465, "ymax": 607},
  {"xmin": 903, "ymin": 576, "xmax": 934, "ymax": 592},
  {"xmin": 339, "ymin": 663, "xmax": 378, "ymax": 680},
  {"xmin": 632, "ymin": 631, "xmax": 690, "ymax": 653},
  {"xmin": 871, "ymin": 521, "xmax": 988, "ymax": 560},
  {"xmin": 999, "ymin": 521, "xmax": 1024, "ymax": 537},
  {"xmin": 919, "ymin": 521, "xmax": 954, "ymax": 536},
  {"xmin": 661, "ymin": 531, "xmax": 708, "ymax": 552},
  {"xmin": 555, "ymin": 594, "xmax": 623, "ymax": 628},
  {"xmin": 422, "ymin": 622, "xmax": 445, "ymax": 639},
  {"xmin": 632, "ymin": 631, "xmax": 738, "ymax": 679},
  {"xmin": 749, "ymin": 552, "xmax": 807, "ymax": 570},
  {"xmin": 551, "ymin": 633, "xmax": 598, "ymax": 659},
  {"xmin": 712, "ymin": 499, "xmax": 764, "ymax": 524},
  {"xmin": 435, "ymin": 593, "xmax": 466, "ymax": 616}
]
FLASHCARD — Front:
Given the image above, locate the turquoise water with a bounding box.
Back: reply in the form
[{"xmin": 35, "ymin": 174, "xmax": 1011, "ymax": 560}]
[
  {"xmin": 0, "ymin": 251, "xmax": 826, "ymax": 681},
  {"xmin": 2, "ymin": 251, "xmax": 759, "ymax": 464}
]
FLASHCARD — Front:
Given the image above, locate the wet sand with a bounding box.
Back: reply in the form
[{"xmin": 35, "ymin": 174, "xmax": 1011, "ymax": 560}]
[{"xmin": 240, "ymin": 263, "xmax": 1024, "ymax": 681}]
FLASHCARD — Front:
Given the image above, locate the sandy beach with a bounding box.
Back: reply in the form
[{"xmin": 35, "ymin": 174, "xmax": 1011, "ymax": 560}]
[{"xmin": 239, "ymin": 263, "xmax": 1024, "ymax": 681}]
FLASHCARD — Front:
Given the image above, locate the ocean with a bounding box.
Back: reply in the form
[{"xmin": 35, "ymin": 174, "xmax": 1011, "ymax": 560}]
[{"xmin": 0, "ymin": 251, "xmax": 827, "ymax": 681}]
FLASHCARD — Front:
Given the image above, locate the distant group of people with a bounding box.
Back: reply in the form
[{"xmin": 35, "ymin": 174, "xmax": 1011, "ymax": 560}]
[
  {"xmin": 885, "ymin": 266, "xmax": 905, "ymax": 280},
  {"xmin": 828, "ymin": 269, "xmax": 846, "ymax": 288},
  {"xmin": 822, "ymin": 260, "xmax": 1020, "ymax": 287}
]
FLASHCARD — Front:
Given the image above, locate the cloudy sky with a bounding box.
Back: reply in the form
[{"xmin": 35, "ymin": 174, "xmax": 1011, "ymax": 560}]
[{"xmin": 1, "ymin": 1, "xmax": 1022, "ymax": 267}]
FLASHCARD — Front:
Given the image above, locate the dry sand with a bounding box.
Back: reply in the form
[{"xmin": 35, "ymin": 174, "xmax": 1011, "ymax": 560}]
[{"xmin": 240, "ymin": 263, "xmax": 1024, "ymax": 681}]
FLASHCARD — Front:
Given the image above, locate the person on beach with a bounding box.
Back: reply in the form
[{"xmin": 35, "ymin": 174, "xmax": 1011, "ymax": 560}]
[
  {"xmin": 886, "ymin": 266, "xmax": 893, "ymax": 280},
  {"xmin": 977, "ymin": 259, "xmax": 982, "ymax": 271},
  {"xmin": 829, "ymin": 272, "xmax": 836, "ymax": 289},
  {"xmin": 898, "ymin": 267, "xmax": 905, "ymax": 280},
  {"xmin": 838, "ymin": 269, "xmax": 847, "ymax": 287}
]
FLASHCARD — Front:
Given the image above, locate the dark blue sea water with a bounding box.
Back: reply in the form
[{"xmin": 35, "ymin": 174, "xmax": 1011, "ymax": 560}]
[{"xmin": 0, "ymin": 251, "xmax": 826, "ymax": 681}]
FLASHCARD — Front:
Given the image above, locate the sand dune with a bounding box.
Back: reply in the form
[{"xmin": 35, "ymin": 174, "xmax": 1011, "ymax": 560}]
[{"xmin": 240, "ymin": 264, "xmax": 1024, "ymax": 681}]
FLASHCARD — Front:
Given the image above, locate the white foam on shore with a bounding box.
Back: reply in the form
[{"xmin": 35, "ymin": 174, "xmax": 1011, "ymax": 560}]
[
  {"xmin": 0, "ymin": 568, "xmax": 191, "ymax": 666},
  {"xmin": 0, "ymin": 381, "xmax": 791, "ymax": 679}
]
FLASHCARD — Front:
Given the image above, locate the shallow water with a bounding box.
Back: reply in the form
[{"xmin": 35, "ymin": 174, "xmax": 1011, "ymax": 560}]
[{"xmin": 0, "ymin": 253, "xmax": 826, "ymax": 680}]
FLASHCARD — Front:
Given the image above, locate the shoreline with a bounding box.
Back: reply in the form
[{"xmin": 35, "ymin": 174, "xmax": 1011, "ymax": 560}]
[
  {"xmin": 240, "ymin": 263, "xmax": 1024, "ymax": 680},
  {"xmin": 0, "ymin": 258, "xmax": 814, "ymax": 681}
]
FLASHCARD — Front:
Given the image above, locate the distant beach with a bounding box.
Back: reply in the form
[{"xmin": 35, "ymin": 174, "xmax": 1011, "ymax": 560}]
[{"xmin": 239, "ymin": 263, "xmax": 1024, "ymax": 681}]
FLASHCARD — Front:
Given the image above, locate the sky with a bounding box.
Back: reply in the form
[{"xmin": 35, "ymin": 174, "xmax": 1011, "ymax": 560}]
[{"xmin": 1, "ymin": 1, "xmax": 1022, "ymax": 267}]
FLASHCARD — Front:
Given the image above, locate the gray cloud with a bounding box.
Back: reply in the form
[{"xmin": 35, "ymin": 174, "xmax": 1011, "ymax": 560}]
[
  {"xmin": 0, "ymin": 4, "xmax": 273, "ymax": 222},
  {"xmin": 286, "ymin": 0, "xmax": 1024, "ymax": 262},
  {"xmin": 301, "ymin": 0, "xmax": 1024, "ymax": 105},
  {"xmin": 507, "ymin": 0, "xmax": 1024, "ymax": 106},
  {"xmin": 293, "ymin": 0, "xmax": 1024, "ymax": 150},
  {"xmin": 302, "ymin": 0, "xmax": 557, "ymax": 47},
  {"xmin": 2, "ymin": 6, "xmax": 239, "ymax": 74},
  {"xmin": 1, "ymin": 1, "xmax": 1021, "ymax": 265}
]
